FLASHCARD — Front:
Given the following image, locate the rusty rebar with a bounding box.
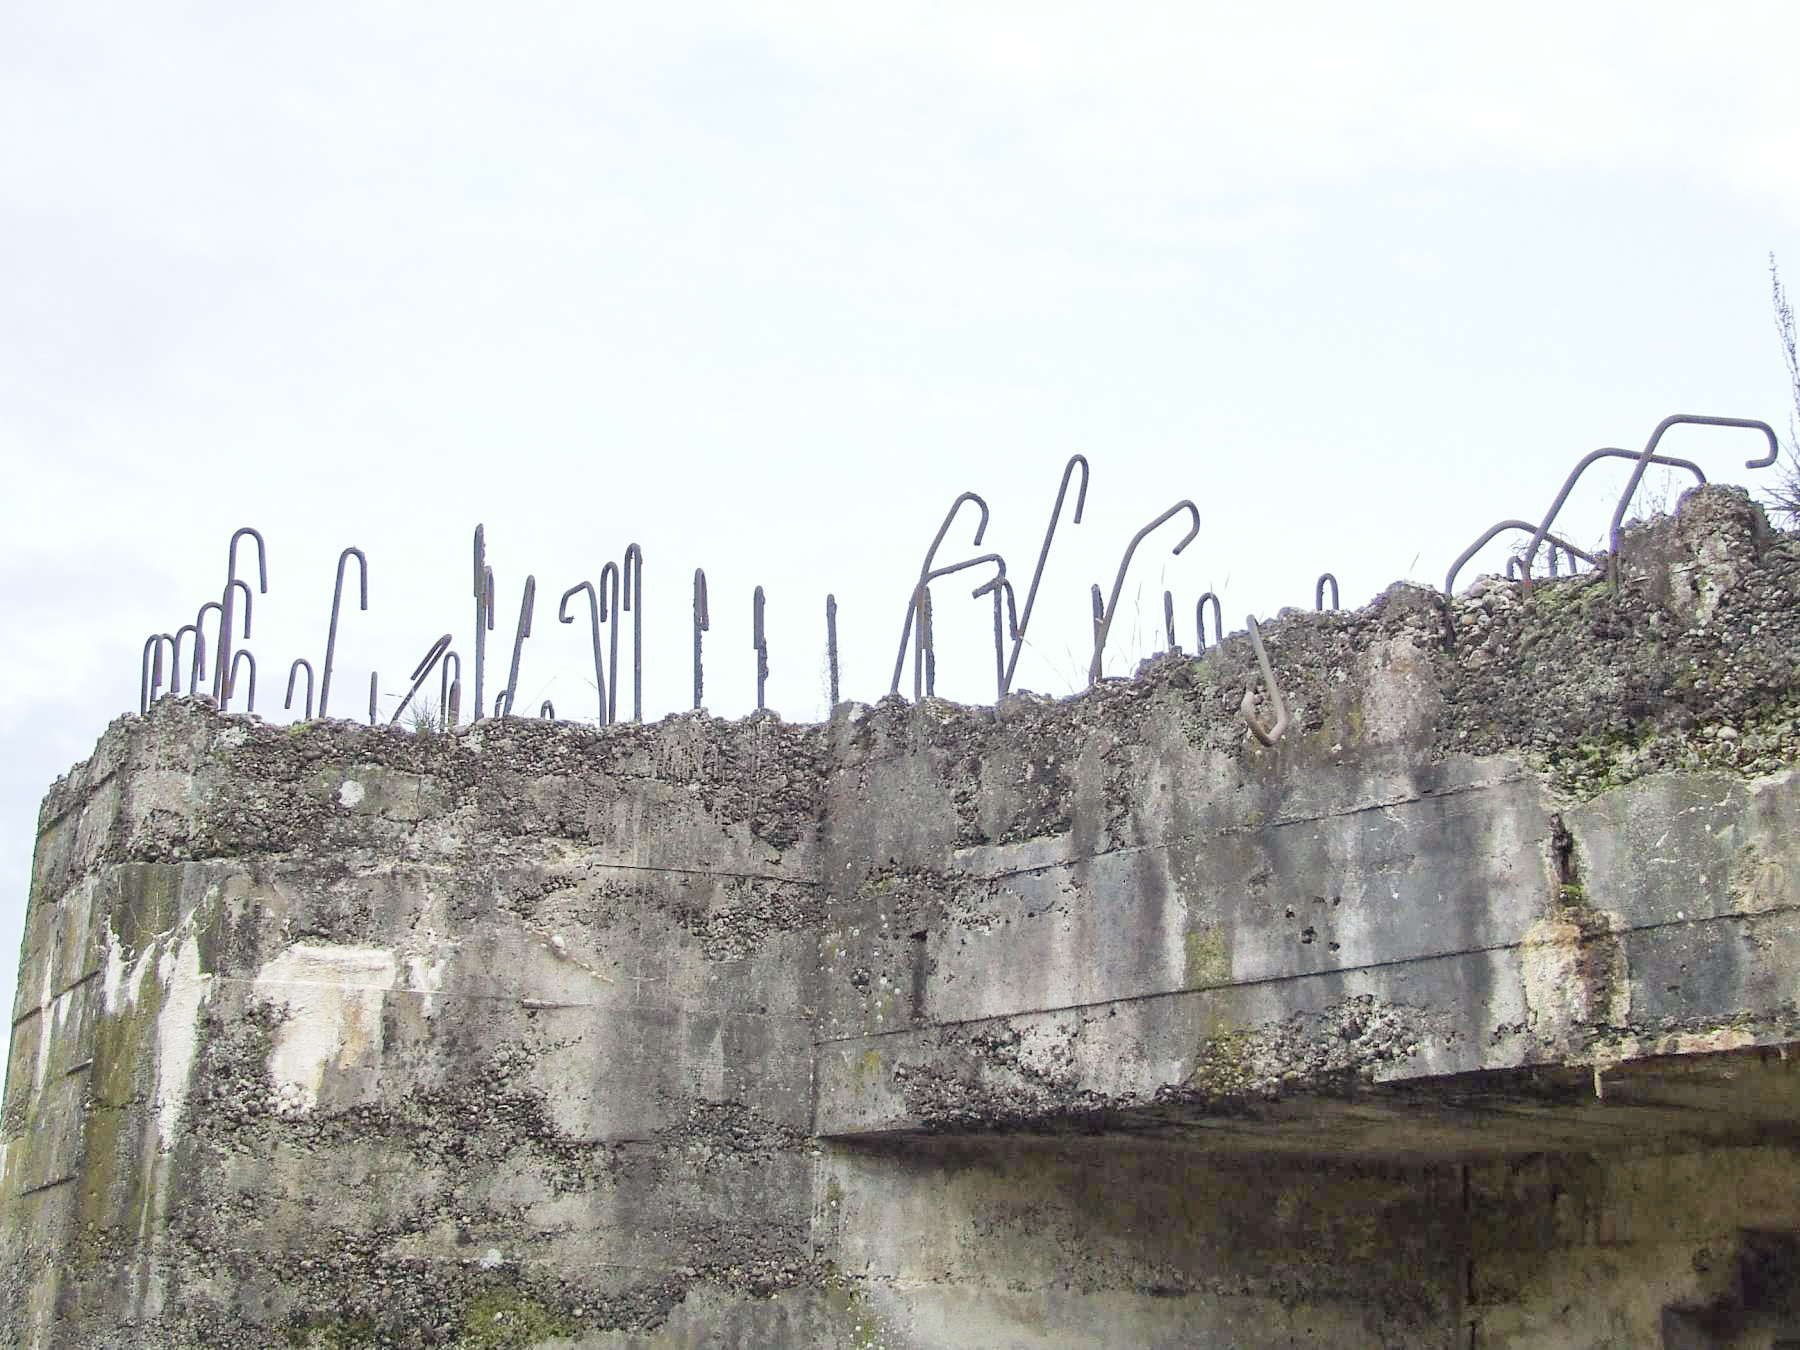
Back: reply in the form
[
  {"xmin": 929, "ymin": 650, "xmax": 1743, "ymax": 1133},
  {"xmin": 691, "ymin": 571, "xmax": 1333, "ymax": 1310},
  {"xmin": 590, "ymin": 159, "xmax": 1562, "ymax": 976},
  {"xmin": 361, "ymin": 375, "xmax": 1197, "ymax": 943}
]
[
  {"xmin": 319, "ymin": 546, "xmax": 368, "ymax": 718},
  {"xmin": 1091, "ymin": 501, "xmax": 1199, "ymax": 685},
  {"xmin": 1003, "ymin": 454, "xmax": 1088, "ymax": 694},
  {"xmin": 892, "ymin": 491, "xmax": 990, "ymax": 697},
  {"xmin": 559, "ymin": 581, "xmax": 607, "ymax": 725}
]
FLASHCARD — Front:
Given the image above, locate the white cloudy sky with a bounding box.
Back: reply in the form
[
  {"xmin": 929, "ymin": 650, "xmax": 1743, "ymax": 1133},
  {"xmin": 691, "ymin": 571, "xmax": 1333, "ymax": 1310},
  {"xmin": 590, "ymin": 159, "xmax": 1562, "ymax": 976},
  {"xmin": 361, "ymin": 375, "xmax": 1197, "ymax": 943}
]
[{"xmin": 4, "ymin": 3, "xmax": 1798, "ymax": 1066}]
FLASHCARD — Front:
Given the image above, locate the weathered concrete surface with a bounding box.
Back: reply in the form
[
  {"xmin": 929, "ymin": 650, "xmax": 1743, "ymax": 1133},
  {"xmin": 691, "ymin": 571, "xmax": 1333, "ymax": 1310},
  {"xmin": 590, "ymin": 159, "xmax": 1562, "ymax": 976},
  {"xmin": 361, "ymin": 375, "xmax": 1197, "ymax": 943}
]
[{"xmin": 5, "ymin": 485, "xmax": 1800, "ymax": 1347}]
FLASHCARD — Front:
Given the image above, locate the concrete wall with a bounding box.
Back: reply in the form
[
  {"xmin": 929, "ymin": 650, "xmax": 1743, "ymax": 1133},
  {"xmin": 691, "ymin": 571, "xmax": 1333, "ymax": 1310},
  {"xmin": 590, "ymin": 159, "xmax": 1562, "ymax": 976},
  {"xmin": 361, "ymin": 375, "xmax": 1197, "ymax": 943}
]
[{"xmin": 6, "ymin": 485, "xmax": 1800, "ymax": 1348}]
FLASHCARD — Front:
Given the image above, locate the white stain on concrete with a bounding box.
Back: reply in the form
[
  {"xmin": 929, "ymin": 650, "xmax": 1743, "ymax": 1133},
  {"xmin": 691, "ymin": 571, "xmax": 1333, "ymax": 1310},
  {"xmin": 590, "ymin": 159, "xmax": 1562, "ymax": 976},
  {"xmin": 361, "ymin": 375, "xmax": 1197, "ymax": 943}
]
[
  {"xmin": 338, "ymin": 779, "xmax": 366, "ymax": 809},
  {"xmin": 153, "ymin": 932, "xmax": 214, "ymax": 1151},
  {"xmin": 33, "ymin": 956, "xmax": 54, "ymax": 1092},
  {"xmin": 406, "ymin": 954, "xmax": 447, "ymax": 1018},
  {"xmin": 252, "ymin": 944, "xmax": 398, "ymax": 1116},
  {"xmin": 102, "ymin": 922, "xmax": 161, "ymax": 1016}
]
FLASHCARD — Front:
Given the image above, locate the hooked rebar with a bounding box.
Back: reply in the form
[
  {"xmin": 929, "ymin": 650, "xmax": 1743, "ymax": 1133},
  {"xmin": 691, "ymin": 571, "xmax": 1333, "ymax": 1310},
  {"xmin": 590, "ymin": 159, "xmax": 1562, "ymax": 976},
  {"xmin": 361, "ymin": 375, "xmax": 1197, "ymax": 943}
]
[
  {"xmin": 753, "ymin": 585, "xmax": 769, "ymax": 711},
  {"xmin": 141, "ymin": 634, "xmax": 177, "ymax": 713},
  {"xmin": 826, "ymin": 593, "xmax": 840, "ymax": 709},
  {"xmin": 319, "ymin": 546, "xmax": 369, "ymax": 718},
  {"xmin": 1241, "ymin": 616, "xmax": 1289, "ymax": 747},
  {"xmin": 1512, "ymin": 446, "xmax": 1706, "ymax": 593},
  {"xmin": 693, "ymin": 568, "xmax": 709, "ymax": 711},
  {"xmin": 559, "ymin": 581, "xmax": 607, "ymax": 726},
  {"xmin": 1195, "ymin": 593, "xmax": 1222, "ymax": 652},
  {"xmin": 541, "ymin": 701, "xmax": 556, "ymax": 720},
  {"xmin": 1603, "ymin": 414, "xmax": 1776, "ymax": 584},
  {"xmin": 622, "ymin": 544, "xmax": 644, "ymax": 722},
  {"xmin": 440, "ymin": 651, "xmax": 461, "ymax": 728},
  {"xmin": 230, "ymin": 651, "xmax": 257, "ymax": 712},
  {"xmin": 1003, "ymin": 454, "xmax": 1088, "ymax": 694},
  {"xmin": 285, "ymin": 658, "xmax": 315, "ymax": 720},
  {"xmin": 192, "ymin": 600, "xmax": 226, "ymax": 701},
  {"xmin": 170, "ymin": 624, "xmax": 202, "ymax": 697},
  {"xmin": 972, "ymin": 573, "xmax": 1020, "ymax": 701},
  {"xmin": 1091, "ymin": 501, "xmax": 1200, "ymax": 685},
  {"xmin": 892, "ymin": 491, "xmax": 990, "ymax": 697},
  {"xmin": 216, "ymin": 527, "xmax": 267, "ymax": 708},
  {"xmin": 911, "ymin": 553, "xmax": 1009, "ymax": 701},
  {"xmin": 1445, "ymin": 520, "xmax": 1599, "ymax": 598},
  {"xmin": 599, "ymin": 562, "xmax": 621, "ymax": 724},
  {"xmin": 1315, "ymin": 573, "xmax": 1339, "ymax": 612}
]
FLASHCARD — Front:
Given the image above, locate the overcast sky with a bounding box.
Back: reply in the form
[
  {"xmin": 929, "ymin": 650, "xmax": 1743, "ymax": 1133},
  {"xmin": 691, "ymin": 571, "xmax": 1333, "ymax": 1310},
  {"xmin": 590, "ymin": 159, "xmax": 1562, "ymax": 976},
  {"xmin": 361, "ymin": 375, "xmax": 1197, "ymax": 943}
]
[{"xmin": 4, "ymin": 3, "xmax": 1798, "ymax": 1072}]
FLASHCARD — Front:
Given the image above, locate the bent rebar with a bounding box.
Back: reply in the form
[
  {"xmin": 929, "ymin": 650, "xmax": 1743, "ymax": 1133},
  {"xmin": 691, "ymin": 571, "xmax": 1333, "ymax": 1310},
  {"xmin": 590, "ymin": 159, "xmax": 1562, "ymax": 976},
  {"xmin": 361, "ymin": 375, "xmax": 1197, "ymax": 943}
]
[
  {"xmin": 1195, "ymin": 593, "xmax": 1222, "ymax": 652},
  {"xmin": 753, "ymin": 586, "xmax": 769, "ymax": 711},
  {"xmin": 1003, "ymin": 455, "xmax": 1088, "ymax": 694},
  {"xmin": 285, "ymin": 658, "xmax": 315, "ymax": 720},
  {"xmin": 559, "ymin": 581, "xmax": 607, "ymax": 725},
  {"xmin": 541, "ymin": 701, "xmax": 556, "ymax": 720},
  {"xmin": 693, "ymin": 568, "xmax": 709, "ymax": 711},
  {"xmin": 170, "ymin": 624, "xmax": 202, "ymax": 697},
  {"xmin": 1241, "ymin": 616, "xmax": 1288, "ymax": 747},
  {"xmin": 1606, "ymin": 415, "xmax": 1778, "ymax": 584},
  {"xmin": 1515, "ymin": 446, "xmax": 1706, "ymax": 591},
  {"xmin": 193, "ymin": 601, "xmax": 225, "ymax": 700},
  {"xmin": 390, "ymin": 634, "xmax": 453, "ymax": 726},
  {"xmin": 1315, "ymin": 573, "xmax": 1338, "ymax": 612},
  {"xmin": 141, "ymin": 634, "xmax": 177, "ymax": 713},
  {"xmin": 972, "ymin": 573, "xmax": 1019, "ymax": 700},
  {"xmin": 891, "ymin": 491, "xmax": 990, "ymax": 696},
  {"xmin": 826, "ymin": 593, "xmax": 839, "ymax": 708},
  {"xmin": 319, "ymin": 547, "xmax": 369, "ymax": 718},
  {"xmin": 599, "ymin": 563, "xmax": 622, "ymax": 724},
  {"xmin": 622, "ymin": 544, "xmax": 644, "ymax": 722},
  {"xmin": 499, "ymin": 576, "xmax": 536, "ymax": 718},
  {"xmin": 216, "ymin": 527, "xmax": 267, "ymax": 707},
  {"xmin": 1446, "ymin": 520, "xmax": 1599, "ymax": 597},
  {"xmin": 913, "ymin": 553, "xmax": 1008, "ymax": 700},
  {"xmin": 441, "ymin": 651, "xmax": 461, "ymax": 728},
  {"xmin": 230, "ymin": 651, "xmax": 256, "ymax": 712},
  {"xmin": 1090, "ymin": 501, "xmax": 1200, "ymax": 685}
]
